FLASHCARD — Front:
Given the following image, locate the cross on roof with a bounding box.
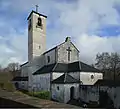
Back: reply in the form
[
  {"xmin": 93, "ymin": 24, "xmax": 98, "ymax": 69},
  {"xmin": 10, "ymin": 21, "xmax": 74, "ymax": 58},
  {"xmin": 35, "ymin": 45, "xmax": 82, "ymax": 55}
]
[
  {"xmin": 66, "ymin": 47, "xmax": 72, "ymax": 62},
  {"xmin": 35, "ymin": 5, "xmax": 39, "ymax": 12}
]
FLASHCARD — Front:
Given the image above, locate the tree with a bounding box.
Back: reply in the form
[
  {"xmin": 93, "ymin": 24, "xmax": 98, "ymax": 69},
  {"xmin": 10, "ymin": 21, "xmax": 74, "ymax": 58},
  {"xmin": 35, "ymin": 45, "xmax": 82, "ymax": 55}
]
[
  {"xmin": 7, "ymin": 62, "xmax": 20, "ymax": 77},
  {"xmin": 95, "ymin": 52, "xmax": 120, "ymax": 80},
  {"xmin": 7, "ymin": 62, "xmax": 20, "ymax": 71}
]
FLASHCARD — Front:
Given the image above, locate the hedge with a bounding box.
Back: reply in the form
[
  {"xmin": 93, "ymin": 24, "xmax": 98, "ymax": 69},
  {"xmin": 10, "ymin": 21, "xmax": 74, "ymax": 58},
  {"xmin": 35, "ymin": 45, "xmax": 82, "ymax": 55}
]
[{"xmin": 26, "ymin": 91, "xmax": 50, "ymax": 100}]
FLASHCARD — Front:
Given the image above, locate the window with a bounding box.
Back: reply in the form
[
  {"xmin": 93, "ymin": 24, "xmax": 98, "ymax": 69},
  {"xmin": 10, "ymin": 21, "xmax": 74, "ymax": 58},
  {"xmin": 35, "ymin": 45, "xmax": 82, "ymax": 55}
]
[
  {"xmin": 47, "ymin": 56, "xmax": 50, "ymax": 63},
  {"xmin": 37, "ymin": 17, "xmax": 42, "ymax": 27},
  {"xmin": 39, "ymin": 45, "xmax": 41, "ymax": 49},
  {"xmin": 91, "ymin": 75, "xmax": 94, "ymax": 79},
  {"xmin": 57, "ymin": 86, "xmax": 59, "ymax": 90}
]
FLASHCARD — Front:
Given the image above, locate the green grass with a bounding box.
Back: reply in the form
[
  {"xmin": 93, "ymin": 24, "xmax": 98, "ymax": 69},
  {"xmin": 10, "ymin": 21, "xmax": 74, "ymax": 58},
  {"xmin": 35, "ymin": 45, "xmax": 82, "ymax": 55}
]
[{"xmin": 0, "ymin": 72, "xmax": 16, "ymax": 91}]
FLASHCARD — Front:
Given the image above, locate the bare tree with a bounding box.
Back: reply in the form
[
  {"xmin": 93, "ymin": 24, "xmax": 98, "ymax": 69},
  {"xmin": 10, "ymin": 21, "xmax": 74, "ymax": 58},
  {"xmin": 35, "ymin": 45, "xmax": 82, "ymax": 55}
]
[
  {"xmin": 7, "ymin": 62, "xmax": 20, "ymax": 71},
  {"xmin": 7, "ymin": 62, "xmax": 20, "ymax": 77},
  {"xmin": 95, "ymin": 52, "xmax": 120, "ymax": 80}
]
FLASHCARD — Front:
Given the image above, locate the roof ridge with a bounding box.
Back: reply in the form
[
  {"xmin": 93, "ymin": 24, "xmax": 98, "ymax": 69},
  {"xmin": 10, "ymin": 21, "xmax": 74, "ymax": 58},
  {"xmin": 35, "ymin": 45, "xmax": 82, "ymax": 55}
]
[{"xmin": 64, "ymin": 73, "xmax": 67, "ymax": 83}]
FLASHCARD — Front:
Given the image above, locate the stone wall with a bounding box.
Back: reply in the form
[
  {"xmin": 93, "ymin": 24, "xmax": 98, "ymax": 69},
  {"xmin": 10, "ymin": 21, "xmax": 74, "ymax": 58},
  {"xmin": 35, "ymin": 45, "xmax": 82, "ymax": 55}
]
[
  {"xmin": 32, "ymin": 73, "xmax": 50, "ymax": 91},
  {"xmin": 64, "ymin": 84, "xmax": 79, "ymax": 103},
  {"xmin": 52, "ymin": 84, "xmax": 64, "ymax": 102},
  {"xmin": 57, "ymin": 40, "xmax": 79, "ymax": 63},
  {"xmin": 44, "ymin": 49, "xmax": 56, "ymax": 65}
]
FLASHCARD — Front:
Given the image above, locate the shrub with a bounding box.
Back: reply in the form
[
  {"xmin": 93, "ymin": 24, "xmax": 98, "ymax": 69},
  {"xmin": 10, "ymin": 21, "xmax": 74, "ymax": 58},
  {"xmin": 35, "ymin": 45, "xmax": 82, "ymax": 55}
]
[{"xmin": 26, "ymin": 91, "xmax": 50, "ymax": 100}]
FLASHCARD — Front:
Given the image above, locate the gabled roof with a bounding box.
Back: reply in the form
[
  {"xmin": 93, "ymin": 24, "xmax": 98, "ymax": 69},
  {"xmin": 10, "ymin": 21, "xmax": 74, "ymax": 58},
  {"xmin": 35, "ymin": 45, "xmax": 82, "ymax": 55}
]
[
  {"xmin": 12, "ymin": 76, "xmax": 28, "ymax": 81},
  {"xmin": 33, "ymin": 61, "xmax": 101, "ymax": 75},
  {"xmin": 52, "ymin": 73, "xmax": 80, "ymax": 84},
  {"xmin": 27, "ymin": 10, "xmax": 47, "ymax": 20}
]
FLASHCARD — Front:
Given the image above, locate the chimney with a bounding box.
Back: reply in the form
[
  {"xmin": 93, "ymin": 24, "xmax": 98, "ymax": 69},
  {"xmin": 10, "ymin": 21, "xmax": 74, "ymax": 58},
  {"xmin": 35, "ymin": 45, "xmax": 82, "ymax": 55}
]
[{"xmin": 65, "ymin": 37, "xmax": 71, "ymax": 42}]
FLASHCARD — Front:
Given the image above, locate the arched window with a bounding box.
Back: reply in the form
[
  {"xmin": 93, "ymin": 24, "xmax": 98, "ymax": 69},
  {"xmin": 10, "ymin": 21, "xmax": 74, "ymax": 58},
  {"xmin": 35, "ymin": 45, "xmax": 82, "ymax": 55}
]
[
  {"xmin": 91, "ymin": 75, "xmax": 94, "ymax": 79},
  {"xmin": 37, "ymin": 17, "xmax": 42, "ymax": 26}
]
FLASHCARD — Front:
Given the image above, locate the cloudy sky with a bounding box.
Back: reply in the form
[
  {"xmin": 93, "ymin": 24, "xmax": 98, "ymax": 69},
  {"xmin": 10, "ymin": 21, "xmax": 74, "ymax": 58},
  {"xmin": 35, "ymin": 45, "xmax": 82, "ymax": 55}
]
[{"xmin": 0, "ymin": 0, "xmax": 120, "ymax": 67}]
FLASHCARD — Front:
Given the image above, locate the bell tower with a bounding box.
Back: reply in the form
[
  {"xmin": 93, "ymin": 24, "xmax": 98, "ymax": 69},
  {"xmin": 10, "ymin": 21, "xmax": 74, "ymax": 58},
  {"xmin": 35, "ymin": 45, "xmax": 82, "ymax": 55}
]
[{"xmin": 27, "ymin": 8, "xmax": 47, "ymax": 62}]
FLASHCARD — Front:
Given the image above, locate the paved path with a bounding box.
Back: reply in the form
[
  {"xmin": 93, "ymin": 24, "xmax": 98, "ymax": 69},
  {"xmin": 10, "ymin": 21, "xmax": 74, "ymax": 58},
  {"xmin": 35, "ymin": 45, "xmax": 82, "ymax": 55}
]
[{"xmin": 0, "ymin": 90, "xmax": 79, "ymax": 108}]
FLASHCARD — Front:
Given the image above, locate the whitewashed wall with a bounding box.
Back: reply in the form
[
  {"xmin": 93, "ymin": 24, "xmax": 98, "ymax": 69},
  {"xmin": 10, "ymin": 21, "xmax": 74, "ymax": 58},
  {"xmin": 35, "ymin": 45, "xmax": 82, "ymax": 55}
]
[
  {"xmin": 45, "ymin": 49, "xmax": 56, "ymax": 65},
  {"xmin": 69, "ymin": 72, "xmax": 80, "ymax": 80},
  {"xmin": 80, "ymin": 72, "xmax": 103, "ymax": 85},
  {"xmin": 64, "ymin": 83, "xmax": 79, "ymax": 103},
  {"xmin": 52, "ymin": 84, "xmax": 64, "ymax": 102},
  {"xmin": 52, "ymin": 72, "xmax": 64, "ymax": 80}
]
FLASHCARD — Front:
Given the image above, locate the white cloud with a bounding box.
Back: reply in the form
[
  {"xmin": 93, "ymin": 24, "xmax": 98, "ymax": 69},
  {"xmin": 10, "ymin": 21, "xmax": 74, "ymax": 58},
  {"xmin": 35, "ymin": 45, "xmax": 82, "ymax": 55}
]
[
  {"xmin": 1, "ymin": 0, "xmax": 120, "ymax": 67},
  {"xmin": 76, "ymin": 34, "xmax": 120, "ymax": 64}
]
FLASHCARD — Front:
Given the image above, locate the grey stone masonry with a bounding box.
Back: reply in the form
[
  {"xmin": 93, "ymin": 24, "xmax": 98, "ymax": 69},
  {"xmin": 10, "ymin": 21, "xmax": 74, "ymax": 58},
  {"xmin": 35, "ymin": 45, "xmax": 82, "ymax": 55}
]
[{"xmin": 57, "ymin": 37, "xmax": 79, "ymax": 63}]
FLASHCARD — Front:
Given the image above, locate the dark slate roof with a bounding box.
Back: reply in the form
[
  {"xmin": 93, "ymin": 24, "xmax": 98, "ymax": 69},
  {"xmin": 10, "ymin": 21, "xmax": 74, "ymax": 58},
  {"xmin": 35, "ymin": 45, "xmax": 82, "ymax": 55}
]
[
  {"xmin": 80, "ymin": 61, "xmax": 101, "ymax": 73},
  {"xmin": 33, "ymin": 61, "xmax": 101, "ymax": 75},
  {"xmin": 68, "ymin": 61, "xmax": 81, "ymax": 72},
  {"xmin": 94, "ymin": 79, "xmax": 120, "ymax": 86},
  {"xmin": 27, "ymin": 10, "xmax": 47, "ymax": 20},
  {"xmin": 52, "ymin": 73, "xmax": 80, "ymax": 84},
  {"xmin": 12, "ymin": 76, "xmax": 28, "ymax": 81},
  {"xmin": 33, "ymin": 64, "xmax": 56, "ymax": 75}
]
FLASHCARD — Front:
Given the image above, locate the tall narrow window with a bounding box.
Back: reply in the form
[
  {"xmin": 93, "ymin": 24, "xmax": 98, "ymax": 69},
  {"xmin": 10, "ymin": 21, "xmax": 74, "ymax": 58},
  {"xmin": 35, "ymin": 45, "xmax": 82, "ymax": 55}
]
[{"xmin": 47, "ymin": 56, "xmax": 50, "ymax": 63}]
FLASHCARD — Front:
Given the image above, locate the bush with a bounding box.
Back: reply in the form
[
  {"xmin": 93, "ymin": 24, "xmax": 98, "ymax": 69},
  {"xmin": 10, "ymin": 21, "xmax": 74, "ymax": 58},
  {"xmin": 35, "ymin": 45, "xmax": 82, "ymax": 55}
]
[{"xmin": 26, "ymin": 91, "xmax": 50, "ymax": 100}]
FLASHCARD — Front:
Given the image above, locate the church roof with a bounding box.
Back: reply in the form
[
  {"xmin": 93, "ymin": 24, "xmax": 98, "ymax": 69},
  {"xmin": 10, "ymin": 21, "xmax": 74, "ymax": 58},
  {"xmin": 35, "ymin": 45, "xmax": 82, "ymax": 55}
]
[
  {"xmin": 33, "ymin": 61, "xmax": 101, "ymax": 75},
  {"xmin": 12, "ymin": 76, "xmax": 28, "ymax": 81},
  {"xmin": 51, "ymin": 73, "xmax": 81, "ymax": 84},
  {"xmin": 80, "ymin": 62, "xmax": 101, "ymax": 72},
  {"xmin": 27, "ymin": 10, "xmax": 47, "ymax": 20},
  {"xmin": 94, "ymin": 79, "xmax": 120, "ymax": 86}
]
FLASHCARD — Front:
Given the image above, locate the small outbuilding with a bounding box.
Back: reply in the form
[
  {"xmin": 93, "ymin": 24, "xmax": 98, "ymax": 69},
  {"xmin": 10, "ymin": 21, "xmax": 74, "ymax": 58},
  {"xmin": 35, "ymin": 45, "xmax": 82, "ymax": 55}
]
[{"xmin": 51, "ymin": 73, "xmax": 81, "ymax": 103}]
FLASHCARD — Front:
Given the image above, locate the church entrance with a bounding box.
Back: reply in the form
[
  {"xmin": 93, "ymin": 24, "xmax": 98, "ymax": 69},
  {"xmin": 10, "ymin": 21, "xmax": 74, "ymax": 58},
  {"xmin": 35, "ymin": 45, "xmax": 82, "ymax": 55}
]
[{"xmin": 70, "ymin": 86, "xmax": 74, "ymax": 99}]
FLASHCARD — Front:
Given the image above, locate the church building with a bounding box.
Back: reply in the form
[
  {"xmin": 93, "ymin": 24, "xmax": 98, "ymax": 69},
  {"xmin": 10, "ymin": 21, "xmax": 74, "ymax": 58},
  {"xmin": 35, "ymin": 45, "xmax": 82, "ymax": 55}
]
[{"xmin": 14, "ymin": 10, "xmax": 103, "ymax": 103}]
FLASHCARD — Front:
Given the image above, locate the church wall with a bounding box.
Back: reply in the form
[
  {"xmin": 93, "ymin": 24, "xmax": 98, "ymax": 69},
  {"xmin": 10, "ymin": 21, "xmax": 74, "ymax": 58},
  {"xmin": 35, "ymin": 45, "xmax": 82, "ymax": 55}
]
[
  {"xmin": 52, "ymin": 72, "xmax": 64, "ymax": 80},
  {"xmin": 19, "ymin": 81, "xmax": 28, "ymax": 90},
  {"xmin": 64, "ymin": 83, "xmax": 79, "ymax": 103},
  {"xmin": 57, "ymin": 41, "xmax": 79, "ymax": 63},
  {"xmin": 79, "ymin": 85, "xmax": 99, "ymax": 103},
  {"xmin": 28, "ymin": 12, "xmax": 46, "ymax": 61},
  {"xmin": 32, "ymin": 73, "xmax": 50, "ymax": 91},
  {"xmin": 44, "ymin": 49, "xmax": 56, "ymax": 65},
  {"xmin": 70, "ymin": 42, "xmax": 79, "ymax": 63},
  {"xmin": 80, "ymin": 72, "xmax": 103, "ymax": 85},
  {"xmin": 21, "ymin": 64, "xmax": 29, "ymax": 77},
  {"xmin": 69, "ymin": 72, "xmax": 80, "ymax": 80},
  {"xmin": 100, "ymin": 86, "xmax": 120, "ymax": 109},
  {"xmin": 51, "ymin": 84, "xmax": 64, "ymax": 102}
]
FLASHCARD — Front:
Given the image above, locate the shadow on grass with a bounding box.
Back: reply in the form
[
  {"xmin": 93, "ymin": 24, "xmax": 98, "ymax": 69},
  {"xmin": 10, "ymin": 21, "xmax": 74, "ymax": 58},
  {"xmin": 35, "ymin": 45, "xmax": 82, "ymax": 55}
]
[{"xmin": 0, "ymin": 97, "xmax": 37, "ymax": 108}]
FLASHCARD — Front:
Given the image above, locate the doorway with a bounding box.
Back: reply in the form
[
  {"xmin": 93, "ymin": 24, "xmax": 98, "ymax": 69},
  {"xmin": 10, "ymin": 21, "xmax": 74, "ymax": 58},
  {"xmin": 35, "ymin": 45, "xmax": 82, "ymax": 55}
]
[{"xmin": 70, "ymin": 86, "xmax": 74, "ymax": 99}]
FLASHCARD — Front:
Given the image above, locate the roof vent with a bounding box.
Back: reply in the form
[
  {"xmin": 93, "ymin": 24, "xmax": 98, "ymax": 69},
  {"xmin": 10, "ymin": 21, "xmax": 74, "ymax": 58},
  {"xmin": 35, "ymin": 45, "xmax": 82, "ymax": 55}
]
[{"xmin": 65, "ymin": 37, "xmax": 71, "ymax": 42}]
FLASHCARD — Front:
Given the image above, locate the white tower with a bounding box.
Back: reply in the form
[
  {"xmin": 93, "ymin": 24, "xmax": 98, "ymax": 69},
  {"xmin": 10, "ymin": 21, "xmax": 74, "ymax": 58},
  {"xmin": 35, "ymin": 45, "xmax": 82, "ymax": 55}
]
[{"xmin": 27, "ymin": 9, "xmax": 47, "ymax": 62}]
